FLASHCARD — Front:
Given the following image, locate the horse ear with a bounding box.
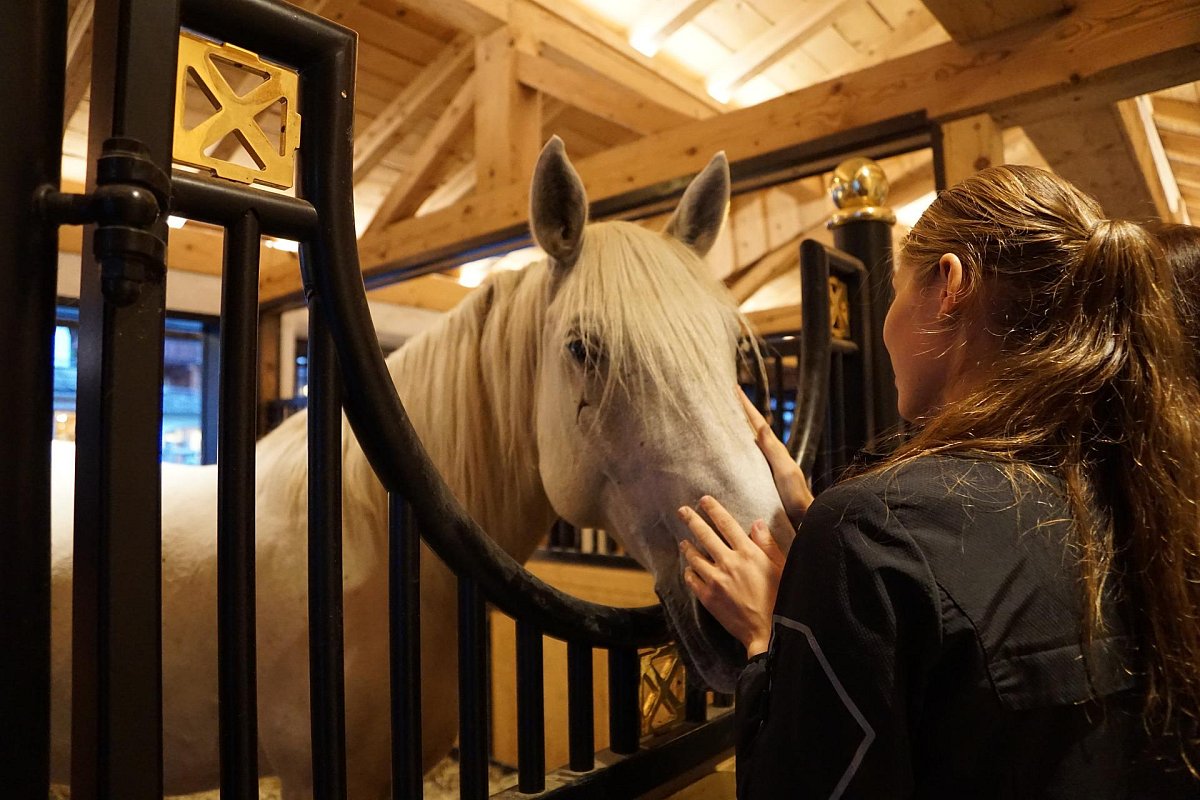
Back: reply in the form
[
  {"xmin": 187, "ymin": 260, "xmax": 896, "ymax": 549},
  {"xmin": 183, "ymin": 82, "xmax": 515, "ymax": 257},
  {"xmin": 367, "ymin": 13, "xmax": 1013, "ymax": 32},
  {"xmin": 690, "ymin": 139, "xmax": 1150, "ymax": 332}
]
[
  {"xmin": 663, "ymin": 152, "xmax": 730, "ymax": 257},
  {"xmin": 530, "ymin": 136, "xmax": 588, "ymax": 272}
]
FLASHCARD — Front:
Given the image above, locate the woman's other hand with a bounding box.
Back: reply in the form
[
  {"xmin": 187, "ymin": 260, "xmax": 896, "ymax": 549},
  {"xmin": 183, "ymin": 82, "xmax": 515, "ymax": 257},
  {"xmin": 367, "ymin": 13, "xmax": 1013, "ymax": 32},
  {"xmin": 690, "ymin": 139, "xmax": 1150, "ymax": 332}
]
[
  {"xmin": 678, "ymin": 495, "xmax": 783, "ymax": 658},
  {"xmin": 740, "ymin": 389, "xmax": 813, "ymax": 527}
]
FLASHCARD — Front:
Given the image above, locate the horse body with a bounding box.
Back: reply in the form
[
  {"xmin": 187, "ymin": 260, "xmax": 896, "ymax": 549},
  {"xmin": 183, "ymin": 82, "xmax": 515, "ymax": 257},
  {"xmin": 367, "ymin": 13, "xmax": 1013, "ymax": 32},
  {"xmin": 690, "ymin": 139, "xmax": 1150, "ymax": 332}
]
[{"xmin": 48, "ymin": 140, "xmax": 792, "ymax": 798}]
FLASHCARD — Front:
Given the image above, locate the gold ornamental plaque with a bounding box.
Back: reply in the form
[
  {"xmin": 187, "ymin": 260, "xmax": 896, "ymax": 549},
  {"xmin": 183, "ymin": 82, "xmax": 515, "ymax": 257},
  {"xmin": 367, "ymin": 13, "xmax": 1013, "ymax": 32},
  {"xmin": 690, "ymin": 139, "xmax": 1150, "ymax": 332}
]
[{"xmin": 173, "ymin": 32, "xmax": 301, "ymax": 188}]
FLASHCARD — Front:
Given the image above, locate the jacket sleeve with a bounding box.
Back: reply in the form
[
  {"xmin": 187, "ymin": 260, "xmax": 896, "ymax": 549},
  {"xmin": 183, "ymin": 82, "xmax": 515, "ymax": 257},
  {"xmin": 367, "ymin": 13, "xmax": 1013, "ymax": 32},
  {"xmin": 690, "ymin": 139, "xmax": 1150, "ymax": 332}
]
[{"xmin": 735, "ymin": 482, "xmax": 942, "ymax": 800}]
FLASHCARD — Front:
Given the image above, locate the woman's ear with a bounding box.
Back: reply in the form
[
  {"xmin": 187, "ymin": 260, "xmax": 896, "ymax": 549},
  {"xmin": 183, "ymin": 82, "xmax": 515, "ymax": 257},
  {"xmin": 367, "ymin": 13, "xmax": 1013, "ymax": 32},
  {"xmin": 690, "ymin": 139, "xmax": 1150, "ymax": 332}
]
[{"xmin": 937, "ymin": 253, "xmax": 966, "ymax": 318}]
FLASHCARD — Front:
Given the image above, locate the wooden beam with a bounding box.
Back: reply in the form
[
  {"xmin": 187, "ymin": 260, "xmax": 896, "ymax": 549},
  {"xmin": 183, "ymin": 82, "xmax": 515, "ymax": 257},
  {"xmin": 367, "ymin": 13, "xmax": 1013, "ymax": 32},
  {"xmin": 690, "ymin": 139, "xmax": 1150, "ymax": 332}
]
[
  {"xmin": 628, "ymin": 0, "xmax": 719, "ymax": 57},
  {"xmin": 745, "ymin": 304, "xmax": 802, "ymax": 337},
  {"xmin": 1160, "ymin": 130, "xmax": 1200, "ymax": 165},
  {"xmin": 392, "ymin": 0, "xmax": 508, "ymax": 35},
  {"xmin": 367, "ymin": 73, "xmax": 477, "ymax": 232},
  {"xmin": 513, "ymin": 0, "xmax": 721, "ymax": 119},
  {"xmin": 921, "ymin": 0, "xmax": 1070, "ymax": 42},
  {"xmin": 259, "ymin": 0, "xmax": 1200, "ymax": 302},
  {"xmin": 1117, "ymin": 95, "xmax": 1187, "ymax": 222},
  {"xmin": 514, "ymin": 51, "xmax": 693, "ymax": 135},
  {"xmin": 353, "ymin": 34, "xmax": 473, "ymax": 182},
  {"xmin": 474, "ymin": 28, "xmax": 542, "ymax": 193},
  {"xmin": 63, "ymin": 0, "xmax": 94, "ymax": 131},
  {"xmin": 365, "ymin": 272, "xmax": 471, "ymax": 311},
  {"xmin": 1024, "ymin": 103, "xmax": 1167, "ymax": 220},
  {"xmin": 936, "ymin": 113, "xmax": 1004, "ymax": 187},
  {"xmin": 706, "ymin": 0, "xmax": 853, "ymax": 102}
]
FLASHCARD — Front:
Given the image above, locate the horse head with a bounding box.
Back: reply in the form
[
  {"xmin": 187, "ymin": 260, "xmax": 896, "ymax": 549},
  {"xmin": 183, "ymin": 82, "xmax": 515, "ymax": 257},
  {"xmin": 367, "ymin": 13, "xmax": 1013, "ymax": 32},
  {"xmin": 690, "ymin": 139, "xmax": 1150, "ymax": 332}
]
[{"xmin": 529, "ymin": 137, "xmax": 793, "ymax": 692}]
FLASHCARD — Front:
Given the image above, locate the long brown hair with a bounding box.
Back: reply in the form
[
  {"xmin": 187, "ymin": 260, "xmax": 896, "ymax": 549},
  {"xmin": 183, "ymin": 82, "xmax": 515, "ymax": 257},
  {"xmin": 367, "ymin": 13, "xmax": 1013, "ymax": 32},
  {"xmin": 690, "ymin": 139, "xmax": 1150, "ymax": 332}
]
[{"xmin": 894, "ymin": 165, "xmax": 1200, "ymax": 767}]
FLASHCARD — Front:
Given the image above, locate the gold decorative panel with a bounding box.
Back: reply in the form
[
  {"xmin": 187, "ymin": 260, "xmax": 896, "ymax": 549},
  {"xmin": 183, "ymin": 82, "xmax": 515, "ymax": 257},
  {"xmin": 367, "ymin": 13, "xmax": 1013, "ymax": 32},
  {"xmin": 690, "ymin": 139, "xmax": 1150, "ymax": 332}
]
[
  {"xmin": 173, "ymin": 32, "xmax": 300, "ymax": 188},
  {"xmin": 640, "ymin": 644, "xmax": 688, "ymax": 737},
  {"xmin": 829, "ymin": 277, "xmax": 851, "ymax": 340}
]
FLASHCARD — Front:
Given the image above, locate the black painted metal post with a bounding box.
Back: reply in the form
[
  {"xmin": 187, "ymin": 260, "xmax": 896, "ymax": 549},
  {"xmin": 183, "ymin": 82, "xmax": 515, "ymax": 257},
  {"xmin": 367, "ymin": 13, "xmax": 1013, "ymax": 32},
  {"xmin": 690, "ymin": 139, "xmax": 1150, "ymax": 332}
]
[
  {"xmin": 0, "ymin": 0, "xmax": 64, "ymax": 796},
  {"xmin": 388, "ymin": 494, "xmax": 423, "ymax": 800},
  {"xmin": 516, "ymin": 620, "xmax": 546, "ymax": 793},
  {"xmin": 566, "ymin": 642, "xmax": 595, "ymax": 772},
  {"xmin": 608, "ymin": 648, "xmax": 640, "ymax": 755},
  {"xmin": 308, "ymin": 304, "xmax": 348, "ymax": 800},
  {"xmin": 684, "ymin": 672, "xmax": 707, "ymax": 724},
  {"xmin": 458, "ymin": 577, "xmax": 490, "ymax": 800},
  {"xmin": 218, "ymin": 211, "xmax": 262, "ymax": 798},
  {"xmin": 70, "ymin": 0, "xmax": 178, "ymax": 796},
  {"xmin": 828, "ymin": 158, "xmax": 897, "ymax": 442}
]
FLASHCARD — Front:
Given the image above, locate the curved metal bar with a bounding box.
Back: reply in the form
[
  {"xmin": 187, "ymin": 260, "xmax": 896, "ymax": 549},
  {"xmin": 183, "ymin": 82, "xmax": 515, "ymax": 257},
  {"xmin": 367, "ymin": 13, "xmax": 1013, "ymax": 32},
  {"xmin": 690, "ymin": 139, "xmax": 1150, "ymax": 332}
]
[
  {"xmin": 293, "ymin": 12, "xmax": 668, "ymax": 648},
  {"xmin": 788, "ymin": 240, "xmax": 834, "ymax": 474}
]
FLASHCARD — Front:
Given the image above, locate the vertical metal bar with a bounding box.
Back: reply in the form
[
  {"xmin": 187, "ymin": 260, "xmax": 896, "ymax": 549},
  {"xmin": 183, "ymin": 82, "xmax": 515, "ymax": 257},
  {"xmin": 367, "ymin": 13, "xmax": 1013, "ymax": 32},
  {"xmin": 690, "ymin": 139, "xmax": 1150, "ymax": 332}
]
[
  {"xmin": 833, "ymin": 220, "xmax": 896, "ymax": 439},
  {"xmin": 566, "ymin": 642, "xmax": 595, "ymax": 772},
  {"xmin": 71, "ymin": 0, "xmax": 178, "ymax": 796},
  {"xmin": 516, "ymin": 621, "xmax": 545, "ymax": 793},
  {"xmin": 218, "ymin": 212, "xmax": 261, "ymax": 798},
  {"xmin": 388, "ymin": 494, "xmax": 423, "ymax": 800},
  {"xmin": 772, "ymin": 354, "xmax": 785, "ymax": 441},
  {"xmin": 0, "ymin": 0, "xmax": 64, "ymax": 795},
  {"xmin": 607, "ymin": 648, "xmax": 639, "ymax": 755},
  {"xmin": 684, "ymin": 671, "xmax": 707, "ymax": 724},
  {"xmin": 307, "ymin": 304, "xmax": 347, "ymax": 800},
  {"xmin": 458, "ymin": 577, "xmax": 490, "ymax": 800}
]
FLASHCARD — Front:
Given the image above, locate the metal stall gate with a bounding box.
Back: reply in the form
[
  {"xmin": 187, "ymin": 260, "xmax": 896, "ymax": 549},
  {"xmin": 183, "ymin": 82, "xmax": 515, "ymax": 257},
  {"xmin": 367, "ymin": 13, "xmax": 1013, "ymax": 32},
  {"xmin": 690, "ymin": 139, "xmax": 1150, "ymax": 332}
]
[{"xmin": 0, "ymin": 0, "xmax": 848, "ymax": 798}]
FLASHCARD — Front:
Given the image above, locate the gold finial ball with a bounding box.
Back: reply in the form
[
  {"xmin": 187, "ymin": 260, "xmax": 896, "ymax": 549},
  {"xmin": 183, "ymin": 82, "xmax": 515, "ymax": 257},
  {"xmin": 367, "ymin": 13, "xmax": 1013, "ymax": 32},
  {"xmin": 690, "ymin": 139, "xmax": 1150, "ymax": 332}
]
[{"xmin": 829, "ymin": 157, "xmax": 890, "ymax": 210}]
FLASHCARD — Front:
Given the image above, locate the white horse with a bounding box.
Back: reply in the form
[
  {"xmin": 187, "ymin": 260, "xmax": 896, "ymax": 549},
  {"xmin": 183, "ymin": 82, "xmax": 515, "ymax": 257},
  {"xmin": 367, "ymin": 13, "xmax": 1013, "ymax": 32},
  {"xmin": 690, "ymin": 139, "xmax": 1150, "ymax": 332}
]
[{"xmin": 49, "ymin": 137, "xmax": 793, "ymax": 798}]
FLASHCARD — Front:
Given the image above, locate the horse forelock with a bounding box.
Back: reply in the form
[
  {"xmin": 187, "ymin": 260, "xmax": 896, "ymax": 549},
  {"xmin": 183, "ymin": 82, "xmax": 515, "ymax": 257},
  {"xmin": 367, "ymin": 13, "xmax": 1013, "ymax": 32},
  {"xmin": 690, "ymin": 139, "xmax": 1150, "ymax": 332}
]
[{"xmin": 553, "ymin": 221, "xmax": 751, "ymax": 425}]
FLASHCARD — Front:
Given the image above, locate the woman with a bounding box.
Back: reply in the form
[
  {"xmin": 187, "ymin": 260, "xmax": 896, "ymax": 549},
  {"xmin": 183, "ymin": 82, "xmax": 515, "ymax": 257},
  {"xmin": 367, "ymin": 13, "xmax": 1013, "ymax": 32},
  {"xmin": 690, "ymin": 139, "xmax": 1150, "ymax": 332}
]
[{"xmin": 679, "ymin": 166, "xmax": 1200, "ymax": 798}]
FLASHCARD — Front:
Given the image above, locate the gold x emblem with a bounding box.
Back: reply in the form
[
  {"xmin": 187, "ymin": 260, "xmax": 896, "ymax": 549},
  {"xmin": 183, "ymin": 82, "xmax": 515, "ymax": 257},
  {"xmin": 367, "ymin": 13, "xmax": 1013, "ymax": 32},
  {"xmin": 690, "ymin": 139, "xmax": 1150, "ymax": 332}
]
[
  {"xmin": 173, "ymin": 32, "xmax": 301, "ymax": 188},
  {"xmin": 640, "ymin": 644, "xmax": 688, "ymax": 736},
  {"xmin": 829, "ymin": 277, "xmax": 851, "ymax": 340}
]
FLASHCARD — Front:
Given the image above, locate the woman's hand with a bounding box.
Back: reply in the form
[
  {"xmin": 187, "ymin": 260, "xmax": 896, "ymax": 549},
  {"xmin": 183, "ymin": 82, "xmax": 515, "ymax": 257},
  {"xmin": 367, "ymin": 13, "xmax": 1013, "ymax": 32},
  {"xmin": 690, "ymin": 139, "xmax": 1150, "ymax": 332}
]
[
  {"xmin": 739, "ymin": 389, "xmax": 813, "ymax": 527},
  {"xmin": 678, "ymin": 496, "xmax": 783, "ymax": 658}
]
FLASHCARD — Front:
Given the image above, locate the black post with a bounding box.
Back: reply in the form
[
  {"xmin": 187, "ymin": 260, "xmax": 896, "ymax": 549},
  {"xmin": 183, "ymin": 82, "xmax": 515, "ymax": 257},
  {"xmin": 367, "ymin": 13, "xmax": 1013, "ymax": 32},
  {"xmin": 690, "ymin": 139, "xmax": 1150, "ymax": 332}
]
[
  {"xmin": 70, "ymin": 0, "xmax": 179, "ymax": 796},
  {"xmin": 308, "ymin": 304, "xmax": 348, "ymax": 800},
  {"xmin": 388, "ymin": 494, "xmax": 424, "ymax": 800},
  {"xmin": 0, "ymin": 0, "xmax": 65, "ymax": 796},
  {"xmin": 566, "ymin": 642, "xmax": 595, "ymax": 772},
  {"xmin": 516, "ymin": 620, "xmax": 546, "ymax": 793},
  {"xmin": 828, "ymin": 158, "xmax": 898, "ymax": 442},
  {"xmin": 218, "ymin": 211, "xmax": 262, "ymax": 798},
  {"xmin": 458, "ymin": 577, "xmax": 490, "ymax": 800},
  {"xmin": 607, "ymin": 648, "xmax": 640, "ymax": 755}
]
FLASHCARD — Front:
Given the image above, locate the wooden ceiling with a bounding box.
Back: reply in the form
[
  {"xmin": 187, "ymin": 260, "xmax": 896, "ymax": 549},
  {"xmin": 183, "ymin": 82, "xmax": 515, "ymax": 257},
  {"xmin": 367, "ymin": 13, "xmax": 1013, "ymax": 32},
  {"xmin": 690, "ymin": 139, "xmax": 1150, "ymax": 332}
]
[{"xmin": 56, "ymin": 0, "xmax": 1200, "ymax": 315}]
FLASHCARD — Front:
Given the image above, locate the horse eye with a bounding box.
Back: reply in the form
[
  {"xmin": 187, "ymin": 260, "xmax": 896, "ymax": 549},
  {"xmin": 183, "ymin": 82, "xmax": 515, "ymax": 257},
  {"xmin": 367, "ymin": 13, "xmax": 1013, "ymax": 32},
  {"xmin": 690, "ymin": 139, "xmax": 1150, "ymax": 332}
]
[{"xmin": 567, "ymin": 339, "xmax": 588, "ymax": 364}]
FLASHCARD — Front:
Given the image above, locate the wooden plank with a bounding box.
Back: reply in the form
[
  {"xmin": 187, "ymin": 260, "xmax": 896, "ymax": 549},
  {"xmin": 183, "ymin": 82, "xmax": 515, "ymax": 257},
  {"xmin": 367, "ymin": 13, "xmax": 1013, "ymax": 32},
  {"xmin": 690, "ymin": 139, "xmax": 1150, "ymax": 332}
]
[
  {"xmin": 1116, "ymin": 96, "xmax": 1186, "ymax": 222},
  {"xmin": 1159, "ymin": 130, "xmax": 1200, "ymax": 165},
  {"xmin": 514, "ymin": 51, "xmax": 693, "ymax": 135},
  {"xmin": 474, "ymin": 28, "xmax": 542, "ymax": 193},
  {"xmin": 366, "ymin": 272, "xmax": 471, "ymax": 311},
  {"xmin": 706, "ymin": 0, "xmax": 853, "ymax": 102},
  {"xmin": 921, "ymin": 0, "xmax": 1070, "ymax": 42},
  {"xmin": 745, "ymin": 304, "xmax": 802, "ymax": 337},
  {"xmin": 1153, "ymin": 97, "xmax": 1200, "ymax": 137},
  {"xmin": 353, "ymin": 34, "xmax": 473, "ymax": 182},
  {"xmin": 260, "ymin": 0, "xmax": 1200, "ymax": 301},
  {"xmin": 936, "ymin": 112, "xmax": 1004, "ymax": 186},
  {"xmin": 628, "ymin": 0, "xmax": 720, "ymax": 57},
  {"xmin": 1024, "ymin": 103, "xmax": 1165, "ymax": 220},
  {"xmin": 367, "ymin": 73, "xmax": 477, "ymax": 232}
]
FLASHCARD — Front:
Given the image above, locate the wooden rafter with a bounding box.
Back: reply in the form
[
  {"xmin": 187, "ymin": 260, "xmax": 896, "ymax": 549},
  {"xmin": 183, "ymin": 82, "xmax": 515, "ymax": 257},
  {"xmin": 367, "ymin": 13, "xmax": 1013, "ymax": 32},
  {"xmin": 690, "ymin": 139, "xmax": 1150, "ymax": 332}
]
[
  {"xmin": 514, "ymin": 51, "xmax": 693, "ymax": 135},
  {"xmin": 706, "ymin": 0, "xmax": 854, "ymax": 102},
  {"xmin": 627, "ymin": 0, "xmax": 718, "ymax": 57},
  {"xmin": 392, "ymin": 0, "xmax": 508, "ymax": 35},
  {"xmin": 353, "ymin": 33, "xmax": 473, "ymax": 182},
  {"xmin": 366, "ymin": 272, "xmax": 470, "ymax": 311},
  {"xmin": 1153, "ymin": 97, "xmax": 1200, "ymax": 136},
  {"xmin": 936, "ymin": 113, "xmax": 1004, "ymax": 187},
  {"xmin": 920, "ymin": 0, "xmax": 1070, "ymax": 42},
  {"xmin": 64, "ymin": 0, "xmax": 94, "ymax": 132},
  {"xmin": 366, "ymin": 72, "xmax": 477, "ymax": 233},
  {"xmin": 1117, "ymin": 96, "xmax": 1186, "ymax": 222}
]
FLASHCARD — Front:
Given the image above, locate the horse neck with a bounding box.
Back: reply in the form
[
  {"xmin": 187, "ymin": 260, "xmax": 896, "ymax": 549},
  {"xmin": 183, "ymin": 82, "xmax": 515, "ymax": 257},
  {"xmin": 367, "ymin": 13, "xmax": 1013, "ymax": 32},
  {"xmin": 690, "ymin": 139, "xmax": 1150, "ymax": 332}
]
[{"xmin": 380, "ymin": 264, "xmax": 557, "ymax": 560}]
